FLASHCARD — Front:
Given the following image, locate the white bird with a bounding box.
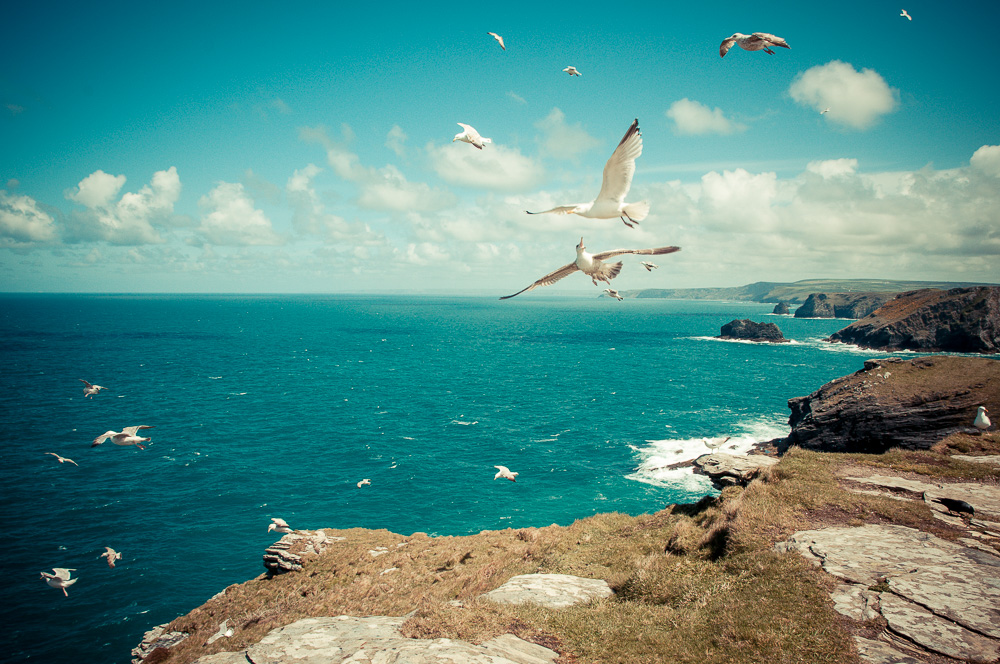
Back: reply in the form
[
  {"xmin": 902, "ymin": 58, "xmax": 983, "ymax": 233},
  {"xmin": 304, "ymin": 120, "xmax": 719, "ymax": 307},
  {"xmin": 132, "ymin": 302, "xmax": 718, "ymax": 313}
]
[
  {"xmin": 820, "ymin": 108, "xmax": 830, "ymax": 114},
  {"xmin": 900, "ymin": 9, "xmax": 911, "ymax": 20},
  {"xmin": 45, "ymin": 452, "xmax": 79, "ymax": 466},
  {"xmin": 974, "ymin": 406, "xmax": 991, "ymax": 433},
  {"xmin": 207, "ymin": 619, "xmax": 234, "ymax": 645},
  {"xmin": 268, "ymin": 517, "xmax": 293, "ymax": 534},
  {"xmin": 720, "ymin": 32, "xmax": 791, "ymax": 57},
  {"xmin": 100, "ymin": 546, "xmax": 122, "ymax": 568},
  {"xmin": 357, "ymin": 478, "xmax": 371, "ymax": 488},
  {"xmin": 40, "ymin": 568, "xmax": 77, "ymax": 596},
  {"xmin": 494, "ymin": 465, "xmax": 518, "ymax": 482},
  {"xmin": 91, "ymin": 426, "xmax": 154, "ymax": 450},
  {"xmin": 703, "ymin": 436, "xmax": 732, "ymax": 451},
  {"xmin": 500, "ymin": 238, "xmax": 680, "ymax": 299},
  {"xmin": 79, "ymin": 379, "xmax": 106, "ymax": 398},
  {"xmin": 604, "ymin": 288, "xmax": 623, "ymax": 301},
  {"xmin": 526, "ymin": 118, "xmax": 650, "ymax": 228},
  {"xmin": 453, "ymin": 123, "xmax": 492, "ymax": 150},
  {"xmin": 563, "ymin": 66, "xmax": 581, "ymax": 76},
  {"xmin": 639, "ymin": 261, "xmax": 658, "ymax": 271},
  {"xmin": 487, "ymin": 32, "xmax": 505, "ymax": 50}
]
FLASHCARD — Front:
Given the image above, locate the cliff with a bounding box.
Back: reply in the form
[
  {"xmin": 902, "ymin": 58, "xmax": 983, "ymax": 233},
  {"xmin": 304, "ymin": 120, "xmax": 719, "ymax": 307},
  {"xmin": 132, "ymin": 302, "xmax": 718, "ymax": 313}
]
[
  {"xmin": 828, "ymin": 286, "xmax": 1000, "ymax": 353},
  {"xmin": 793, "ymin": 292, "xmax": 894, "ymax": 319}
]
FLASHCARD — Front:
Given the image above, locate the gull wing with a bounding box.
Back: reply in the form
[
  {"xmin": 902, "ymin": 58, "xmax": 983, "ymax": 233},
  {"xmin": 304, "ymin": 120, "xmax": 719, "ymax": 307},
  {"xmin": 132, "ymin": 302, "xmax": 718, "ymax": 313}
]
[
  {"xmin": 52, "ymin": 568, "xmax": 76, "ymax": 580},
  {"xmin": 525, "ymin": 205, "xmax": 579, "ymax": 215},
  {"xmin": 720, "ymin": 38, "xmax": 737, "ymax": 57},
  {"xmin": 751, "ymin": 32, "xmax": 789, "ymax": 48},
  {"xmin": 595, "ymin": 119, "xmax": 642, "ymax": 206},
  {"xmin": 456, "ymin": 123, "xmax": 479, "ymax": 138},
  {"xmin": 591, "ymin": 245, "xmax": 681, "ymax": 261},
  {"xmin": 92, "ymin": 431, "xmax": 116, "ymax": 446},
  {"xmin": 122, "ymin": 425, "xmax": 154, "ymax": 435},
  {"xmin": 500, "ymin": 261, "xmax": 581, "ymax": 299},
  {"xmin": 79, "ymin": 379, "xmax": 92, "ymax": 386},
  {"xmin": 271, "ymin": 517, "xmax": 290, "ymax": 528}
]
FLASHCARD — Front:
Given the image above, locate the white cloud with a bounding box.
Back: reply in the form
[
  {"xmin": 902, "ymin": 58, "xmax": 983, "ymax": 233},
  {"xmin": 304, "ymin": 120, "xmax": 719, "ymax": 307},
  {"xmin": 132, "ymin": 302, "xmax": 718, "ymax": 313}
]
[
  {"xmin": 806, "ymin": 158, "xmax": 859, "ymax": 179},
  {"xmin": 67, "ymin": 170, "xmax": 126, "ymax": 208},
  {"xmin": 286, "ymin": 164, "xmax": 386, "ymax": 243},
  {"xmin": 385, "ymin": 125, "xmax": 407, "ymax": 157},
  {"xmin": 534, "ymin": 108, "xmax": 600, "ymax": 160},
  {"xmin": 970, "ymin": 144, "xmax": 1000, "ymax": 178},
  {"xmin": 427, "ymin": 141, "xmax": 545, "ymax": 192},
  {"xmin": 789, "ymin": 61, "xmax": 897, "ymax": 130},
  {"xmin": 197, "ymin": 182, "xmax": 282, "ymax": 246},
  {"xmin": 0, "ymin": 190, "xmax": 57, "ymax": 245},
  {"xmin": 507, "ymin": 91, "xmax": 527, "ymax": 105},
  {"xmin": 64, "ymin": 167, "xmax": 181, "ymax": 244},
  {"xmin": 666, "ymin": 98, "xmax": 746, "ymax": 135}
]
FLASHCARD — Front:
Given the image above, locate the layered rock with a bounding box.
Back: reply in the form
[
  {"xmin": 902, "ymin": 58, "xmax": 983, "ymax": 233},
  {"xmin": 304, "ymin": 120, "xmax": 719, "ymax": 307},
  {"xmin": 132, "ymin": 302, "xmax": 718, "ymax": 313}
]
[
  {"xmin": 828, "ymin": 286, "xmax": 1000, "ymax": 353},
  {"xmin": 794, "ymin": 292, "xmax": 895, "ymax": 319},
  {"xmin": 782, "ymin": 356, "xmax": 1000, "ymax": 453},
  {"xmin": 480, "ymin": 573, "xmax": 612, "ymax": 609},
  {"xmin": 717, "ymin": 319, "xmax": 789, "ymax": 343},
  {"xmin": 263, "ymin": 530, "xmax": 338, "ymax": 574},
  {"xmin": 692, "ymin": 453, "xmax": 779, "ymax": 488}
]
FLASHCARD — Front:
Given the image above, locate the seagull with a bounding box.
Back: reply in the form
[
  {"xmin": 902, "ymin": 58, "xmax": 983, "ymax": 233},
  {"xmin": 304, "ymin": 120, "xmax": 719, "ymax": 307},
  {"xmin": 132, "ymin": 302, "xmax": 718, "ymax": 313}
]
[
  {"xmin": 720, "ymin": 32, "xmax": 791, "ymax": 57},
  {"xmin": 820, "ymin": 108, "xmax": 830, "ymax": 114},
  {"xmin": 79, "ymin": 379, "xmax": 106, "ymax": 398},
  {"xmin": 526, "ymin": 118, "xmax": 650, "ymax": 228},
  {"xmin": 563, "ymin": 66, "xmax": 581, "ymax": 76},
  {"xmin": 494, "ymin": 465, "xmax": 518, "ymax": 482},
  {"xmin": 934, "ymin": 497, "xmax": 974, "ymax": 516},
  {"xmin": 91, "ymin": 426, "xmax": 154, "ymax": 450},
  {"xmin": 973, "ymin": 406, "xmax": 991, "ymax": 434},
  {"xmin": 268, "ymin": 517, "xmax": 293, "ymax": 534},
  {"xmin": 487, "ymin": 32, "xmax": 505, "ymax": 50},
  {"xmin": 100, "ymin": 547, "xmax": 122, "ymax": 568},
  {"xmin": 40, "ymin": 568, "xmax": 77, "ymax": 596},
  {"xmin": 207, "ymin": 619, "xmax": 234, "ymax": 645},
  {"xmin": 603, "ymin": 288, "xmax": 623, "ymax": 301},
  {"xmin": 703, "ymin": 436, "xmax": 732, "ymax": 451},
  {"xmin": 900, "ymin": 9, "xmax": 911, "ymax": 20},
  {"xmin": 453, "ymin": 123, "xmax": 492, "ymax": 150},
  {"xmin": 357, "ymin": 479, "xmax": 371, "ymax": 488},
  {"xmin": 639, "ymin": 261, "xmax": 658, "ymax": 271},
  {"xmin": 500, "ymin": 238, "xmax": 680, "ymax": 299},
  {"xmin": 45, "ymin": 452, "xmax": 79, "ymax": 466}
]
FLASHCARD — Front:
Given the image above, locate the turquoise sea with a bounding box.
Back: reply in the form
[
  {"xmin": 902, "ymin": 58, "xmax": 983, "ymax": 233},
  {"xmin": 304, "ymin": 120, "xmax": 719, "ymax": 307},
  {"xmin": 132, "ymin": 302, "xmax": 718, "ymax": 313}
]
[{"xmin": 0, "ymin": 294, "xmax": 904, "ymax": 663}]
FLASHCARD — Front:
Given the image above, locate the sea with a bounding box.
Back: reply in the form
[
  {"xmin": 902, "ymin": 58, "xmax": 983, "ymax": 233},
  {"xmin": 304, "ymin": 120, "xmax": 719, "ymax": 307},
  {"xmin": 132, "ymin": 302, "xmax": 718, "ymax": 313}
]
[{"xmin": 0, "ymin": 293, "xmax": 912, "ymax": 663}]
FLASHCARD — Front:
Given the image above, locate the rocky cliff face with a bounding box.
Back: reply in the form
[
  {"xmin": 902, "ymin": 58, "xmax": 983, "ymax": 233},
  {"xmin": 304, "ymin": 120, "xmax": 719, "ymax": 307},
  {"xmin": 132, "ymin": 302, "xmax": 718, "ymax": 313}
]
[
  {"xmin": 718, "ymin": 319, "xmax": 789, "ymax": 343},
  {"xmin": 794, "ymin": 292, "xmax": 895, "ymax": 319},
  {"xmin": 828, "ymin": 287, "xmax": 1000, "ymax": 353},
  {"xmin": 782, "ymin": 356, "xmax": 1000, "ymax": 453}
]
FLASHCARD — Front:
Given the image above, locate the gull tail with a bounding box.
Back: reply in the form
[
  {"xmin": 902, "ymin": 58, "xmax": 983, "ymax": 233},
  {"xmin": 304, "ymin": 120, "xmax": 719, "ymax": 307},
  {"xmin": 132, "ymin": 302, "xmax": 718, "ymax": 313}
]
[
  {"xmin": 623, "ymin": 200, "xmax": 650, "ymax": 222},
  {"xmin": 483, "ymin": 138, "xmax": 492, "ymax": 144}
]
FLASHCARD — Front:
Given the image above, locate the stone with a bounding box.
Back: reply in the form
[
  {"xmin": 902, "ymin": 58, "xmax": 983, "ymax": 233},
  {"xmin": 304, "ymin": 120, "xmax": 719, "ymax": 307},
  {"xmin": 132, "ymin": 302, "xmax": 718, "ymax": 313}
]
[
  {"xmin": 480, "ymin": 573, "xmax": 612, "ymax": 609},
  {"xmin": 952, "ymin": 455, "xmax": 1000, "ymax": 466},
  {"xmin": 772, "ymin": 301, "xmax": 790, "ymax": 315},
  {"xmin": 692, "ymin": 453, "xmax": 779, "ymax": 489},
  {"xmin": 852, "ymin": 636, "xmax": 930, "ymax": 664},
  {"xmin": 923, "ymin": 483, "xmax": 1000, "ymax": 519},
  {"xmin": 879, "ymin": 593, "xmax": 1000, "ymax": 661},
  {"xmin": 717, "ymin": 319, "xmax": 789, "ymax": 343},
  {"xmin": 794, "ymin": 292, "xmax": 895, "ymax": 319},
  {"xmin": 263, "ymin": 530, "xmax": 337, "ymax": 574},
  {"xmin": 132, "ymin": 624, "xmax": 189, "ymax": 663}
]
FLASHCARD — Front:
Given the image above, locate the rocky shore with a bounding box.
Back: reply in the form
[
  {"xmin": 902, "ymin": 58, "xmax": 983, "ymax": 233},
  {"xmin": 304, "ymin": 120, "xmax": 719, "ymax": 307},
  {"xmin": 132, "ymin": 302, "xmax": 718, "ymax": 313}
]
[{"xmin": 794, "ymin": 292, "xmax": 895, "ymax": 319}]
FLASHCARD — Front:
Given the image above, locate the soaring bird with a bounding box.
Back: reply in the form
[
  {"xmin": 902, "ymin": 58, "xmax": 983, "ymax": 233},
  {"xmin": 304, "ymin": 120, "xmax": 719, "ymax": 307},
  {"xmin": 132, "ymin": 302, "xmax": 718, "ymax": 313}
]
[
  {"xmin": 268, "ymin": 517, "xmax": 293, "ymax": 534},
  {"xmin": 357, "ymin": 478, "xmax": 371, "ymax": 488},
  {"xmin": 563, "ymin": 66, "xmax": 581, "ymax": 76},
  {"xmin": 487, "ymin": 32, "xmax": 505, "ymax": 50},
  {"xmin": 91, "ymin": 426, "xmax": 154, "ymax": 450},
  {"xmin": 526, "ymin": 118, "xmax": 650, "ymax": 228},
  {"xmin": 934, "ymin": 497, "xmax": 974, "ymax": 516},
  {"xmin": 603, "ymin": 288, "xmax": 623, "ymax": 301},
  {"xmin": 494, "ymin": 465, "xmax": 518, "ymax": 482},
  {"xmin": 639, "ymin": 261, "xmax": 658, "ymax": 271},
  {"xmin": 820, "ymin": 108, "xmax": 831, "ymax": 114},
  {"xmin": 720, "ymin": 32, "xmax": 791, "ymax": 57},
  {"xmin": 973, "ymin": 406, "xmax": 991, "ymax": 433},
  {"xmin": 100, "ymin": 547, "xmax": 122, "ymax": 568},
  {"xmin": 40, "ymin": 568, "xmax": 77, "ymax": 596},
  {"xmin": 79, "ymin": 379, "xmax": 106, "ymax": 398},
  {"xmin": 900, "ymin": 9, "xmax": 912, "ymax": 20},
  {"xmin": 453, "ymin": 123, "xmax": 492, "ymax": 150},
  {"xmin": 500, "ymin": 238, "xmax": 680, "ymax": 299},
  {"xmin": 45, "ymin": 452, "xmax": 79, "ymax": 466}
]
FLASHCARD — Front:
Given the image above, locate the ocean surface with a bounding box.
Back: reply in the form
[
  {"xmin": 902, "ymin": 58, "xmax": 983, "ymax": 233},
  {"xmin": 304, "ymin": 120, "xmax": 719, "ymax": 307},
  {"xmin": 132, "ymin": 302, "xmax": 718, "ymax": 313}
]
[{"xmin": 0, "ymin": 294, "xmax": 911, "ymax": 663}]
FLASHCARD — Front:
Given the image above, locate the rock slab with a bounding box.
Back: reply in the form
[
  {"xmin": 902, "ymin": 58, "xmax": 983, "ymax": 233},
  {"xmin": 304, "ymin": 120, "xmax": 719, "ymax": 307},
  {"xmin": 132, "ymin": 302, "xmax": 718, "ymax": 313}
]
[
  {"xmin": 692, "ymin": 453, "xmax": 779, "ymax": 488},
  {"xmin": 480, "ymin": 573, "xmax": 612, "ymax": 609}
]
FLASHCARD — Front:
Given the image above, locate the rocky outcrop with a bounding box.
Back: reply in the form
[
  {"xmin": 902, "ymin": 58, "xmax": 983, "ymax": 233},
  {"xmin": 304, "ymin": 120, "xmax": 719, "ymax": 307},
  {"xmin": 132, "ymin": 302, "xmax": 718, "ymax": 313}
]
[
  {"xmin": 692, "ymin": 453, "xmax": 779, "ymax": 488},
  {"xmin": 782, "ymin": 356, "xmax": 1000, "ymax": 453},
  {"xmin": 772, "ymin": 301, "xmax": 790, "ymax": 315},
  {"xmin": 794, "ymin": 292, "xmax": 895, "ymax": 319},
  {"xmin": 480, "ymin": 573, "xmax": 612, "ymax": 609},
  {"xmin": 718, "ymin": 319, "xmax": 789, "ymax": 343},
  {"xmin": 828, "ymin": 286, "xmax": 1000, "ymax": 353},
  {"xmin": 132, "ymin": 624, "xmax": 189, "ymax": 664},
  {"xmin": 263, "ymin": 530, "xmax": 338, "ymax": 574}
]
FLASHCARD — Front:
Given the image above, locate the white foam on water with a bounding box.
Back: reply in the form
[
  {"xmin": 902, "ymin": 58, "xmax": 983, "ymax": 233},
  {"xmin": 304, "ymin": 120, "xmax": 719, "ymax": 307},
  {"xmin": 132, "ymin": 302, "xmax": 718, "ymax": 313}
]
[{"xmin": 689, "ymin": 336, "xmax": 802, "ymax": 345}]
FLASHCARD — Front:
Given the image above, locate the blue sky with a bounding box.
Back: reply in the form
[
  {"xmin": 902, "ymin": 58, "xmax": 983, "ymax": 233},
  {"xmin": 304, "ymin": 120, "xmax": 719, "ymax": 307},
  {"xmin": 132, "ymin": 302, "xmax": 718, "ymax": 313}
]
[{"xmin": 2, "ymin": 0, "xmax": 998, "ymax": 294}]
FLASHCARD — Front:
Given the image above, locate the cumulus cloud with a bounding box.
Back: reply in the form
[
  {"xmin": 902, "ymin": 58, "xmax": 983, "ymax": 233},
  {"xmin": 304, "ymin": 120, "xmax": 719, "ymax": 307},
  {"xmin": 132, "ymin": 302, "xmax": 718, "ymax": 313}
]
[
  {"xmin": 806, "ymin": 158, "xmax": 858, "ymax": 179},
  {"xmin": 534, "ymin": 108, "xmax": 600, "ymax": 160},
  {"xmin": 0, "ymin": 190, "xmax": 57, "ymax": 246},
  {"xmin": 64, "ymin": 167, "xmax": 181, "ymax": 244},
  {"xmin": 427, "ymin": 142, "xmax": 545, "ymax": 192},
  {"xmin": 197, "ymin": 182, "xmax": 282, "ymax": 246},
  {"xmin": 666, "ymin": 98, "xmax": 747, "ymax": 135},
  {"xmin": 286, "ymin": 164, "xmax": 386, "ymax": 243},
  {"xmin": 67, "ymin": 170, "xmax": 126, "ymax": 208},
  {"xmin": 970, "ymin": 144, "xmax": 1000, "ymax": 178},
  {"xmin": 385, "ymin": 125, "xmax": 407, "ymax": 157},
  {"xmin": 789, "ymin": 61, "xmax": 897, "ymax": 130}
]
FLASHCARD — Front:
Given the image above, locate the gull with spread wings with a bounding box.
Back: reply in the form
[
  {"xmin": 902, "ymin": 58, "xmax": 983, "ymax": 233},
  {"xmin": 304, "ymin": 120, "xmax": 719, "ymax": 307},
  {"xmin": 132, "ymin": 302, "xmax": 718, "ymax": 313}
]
[
  {"xmin": 526, "ymin": 118, "xmax": 649, "ymax": 228},
  {"xmin": 500, "ymin": 238, "xmax": 680, "ymax": 299},
  {"xmin": 719, "ymin": 32, "xmax": 790, "ymax": 57}
]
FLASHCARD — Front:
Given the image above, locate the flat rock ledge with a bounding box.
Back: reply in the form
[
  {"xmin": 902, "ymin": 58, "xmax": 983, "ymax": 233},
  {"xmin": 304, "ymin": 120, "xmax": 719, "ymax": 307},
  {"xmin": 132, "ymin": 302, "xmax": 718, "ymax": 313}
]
[
  {"xmin": 480, "ymin": 573, "xmax": 613, "ymax": 609},
  {"xmin": 132, "ymin": 624, "xmax": 189, "ymax": 663},
  {"xmin": 263, "ymin": 530, "xmax": 341, "ymax": 574},
  {"xmin": 776, "ymin": 524, "xmax": 1000, "ymax": 663},
  {"xmin": 193, "ymin": 615, "xmax": 558, "ymax": 664},
  {"xmin": 692, "ymin": 452, "xmax": 779, "ymax": 488}
]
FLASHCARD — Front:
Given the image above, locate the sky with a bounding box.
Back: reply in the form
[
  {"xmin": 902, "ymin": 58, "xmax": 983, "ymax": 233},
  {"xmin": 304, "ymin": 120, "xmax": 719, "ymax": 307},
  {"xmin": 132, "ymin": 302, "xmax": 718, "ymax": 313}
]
[{"xmin": 2, "ymin": 0, "xmax": 999, "ymax": 294}]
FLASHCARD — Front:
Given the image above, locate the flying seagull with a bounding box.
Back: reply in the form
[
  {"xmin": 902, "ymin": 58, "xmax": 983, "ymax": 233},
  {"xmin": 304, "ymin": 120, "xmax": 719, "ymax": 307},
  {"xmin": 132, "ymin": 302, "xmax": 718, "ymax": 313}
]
[
  {"xmin": 500, "ymin": 238, "xmax": 680, "ymax": 299},
  {"xmin": 974, "ymin": 406, "xmax": 991, "ymax": 433},
  {"xmin": 604, "ymin": 288, "xmax": 623, "ymax": 301},
  {"xmin": 100, "ymin": 547, "xmax": 122, "ymax": 568},
  {"xmin": 357, "ymin": 478, "xmax": 371, "ymax": 487},
  {"xmin": 526, "ymin": 118, "xmax": 650, "ymax": 228},
  {"xmin": 720, "ymin": 32, "xmax": 791, "ymax": 57},
  {"xmin": 91, "ymin": 426, "xmax": 154, "ymax": 450},
  {"xmin": 453, "ymin": 123, "xmax": 492, "ymax": 150},
  {"xmin": 487, "ymin": 32, "xmax": 505, "ymax": 50},
  {"xmin": 40, "ymin": 568, "xmax": 77, "ymax": 596},
  {"xmin": 563, "ymin": 66, "xmax": 581, "ymax": 76},
  {"xmin": 820, "ymin": 108, "xmax": 830, "ymax": 114},
  {"xmin": 639, "ymin": 261, "xmax": 658, "ymax": 271},
  {"xmin": 45, "ymin": 452, "xmax": 79, "ymax": 466},
  {"xmin": 268, "ymin": 517, "xmax": 293, "ymax": 534},
  {"xmin": 79, "ymin": 379, "xmax": 106, "ymax": 398},
  {"xmin": 494, "ymin": 465, "xmax": 518, "ymax": 482},
  {"xmin": 900, "ymin": 9, "xmax": 911, "ymax": 20}
]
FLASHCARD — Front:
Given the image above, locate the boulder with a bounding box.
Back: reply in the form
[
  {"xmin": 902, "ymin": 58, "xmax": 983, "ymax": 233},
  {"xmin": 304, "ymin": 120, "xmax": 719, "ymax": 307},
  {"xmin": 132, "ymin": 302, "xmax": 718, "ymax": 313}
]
[
  {"xmin": 480, "ymin": 573, "xmax": 612, "ymax": 609},
  {"xmin": 132, "ymin": 624, "xmax": 189, "ymax": 664},
  {"xmin": 263, "ymin": 530, "xmax": 339, "ymax": 574},
  {"xmin": 828, "ymin": 286, "xmax": 1000, "ymax": 353},
  {"xmin": 692, "ymin": 453, "xmax": 779, "ymax": 488},
  {"xmin": 772, "ymin": 301, "xmax": 791, "ymax": 315},
  {"xmin": 717, "ymin": 319, "xmax": 789, "ymax": 343},
  {"xmin": 794, "ymin": 292, "xmax": 895, "ymax": 319}
]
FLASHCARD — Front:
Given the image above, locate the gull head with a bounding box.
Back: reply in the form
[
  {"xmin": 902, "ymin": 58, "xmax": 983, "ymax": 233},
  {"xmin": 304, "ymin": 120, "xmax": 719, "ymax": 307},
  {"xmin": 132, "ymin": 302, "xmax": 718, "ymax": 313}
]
[{"xmin": 577, "ymin": 237, "xmax": 585, "ymax": 251}]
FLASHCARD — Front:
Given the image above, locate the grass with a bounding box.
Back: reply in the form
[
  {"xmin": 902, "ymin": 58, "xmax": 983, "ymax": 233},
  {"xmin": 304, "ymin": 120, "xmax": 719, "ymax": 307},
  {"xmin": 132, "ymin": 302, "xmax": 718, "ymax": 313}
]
[{"xmin": 149, "ymin": 440, "xmax": 1000, "ymax": 664}]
